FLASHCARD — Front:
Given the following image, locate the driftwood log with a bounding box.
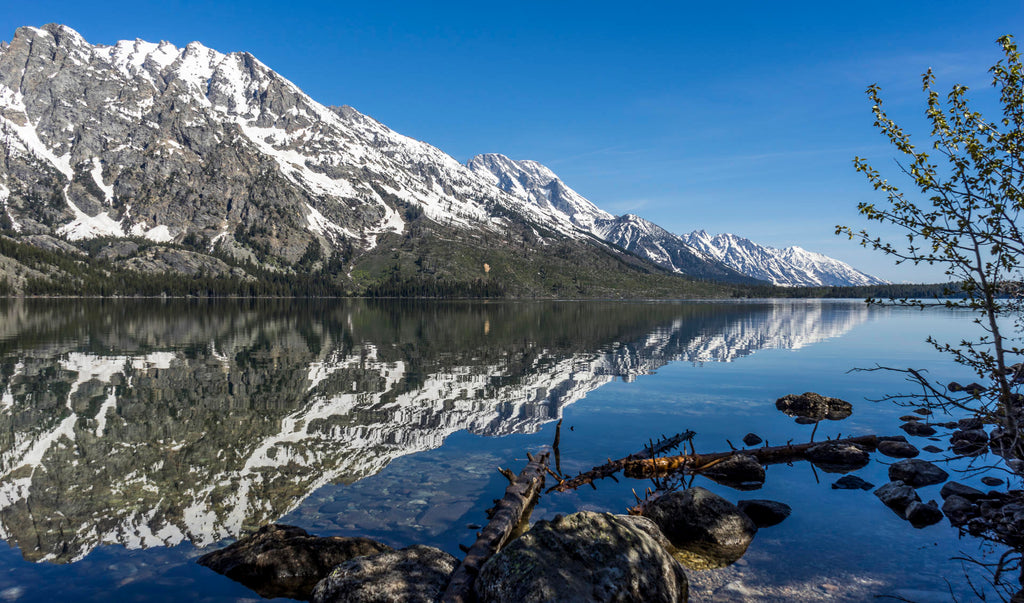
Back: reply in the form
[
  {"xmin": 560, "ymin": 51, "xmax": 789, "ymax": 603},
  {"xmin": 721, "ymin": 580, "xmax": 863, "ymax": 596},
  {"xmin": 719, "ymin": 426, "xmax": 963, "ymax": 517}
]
[
  {"xmin": 441, "ymin": 451, "xmax": 550, "ymax": 603},
  {"xmin": 548, "ymin": 431, "xmax": 695, "ymax": 493},
  {"xmin": 623, "ymin": 434, "xmax": 880, "ymax": 478}
]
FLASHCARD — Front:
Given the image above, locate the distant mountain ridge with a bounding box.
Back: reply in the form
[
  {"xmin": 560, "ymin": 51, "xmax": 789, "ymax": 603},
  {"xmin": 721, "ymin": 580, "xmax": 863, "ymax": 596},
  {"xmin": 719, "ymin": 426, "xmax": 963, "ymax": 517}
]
[{"xmin": 468, "ymin": 153, "xmax": 887, "ymax": 287}]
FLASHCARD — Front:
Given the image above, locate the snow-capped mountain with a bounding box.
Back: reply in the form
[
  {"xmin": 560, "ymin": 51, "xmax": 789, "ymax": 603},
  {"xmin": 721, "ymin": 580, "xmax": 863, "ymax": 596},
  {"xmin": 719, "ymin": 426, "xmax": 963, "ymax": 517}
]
[
  {"xmin": 680, "ymin": 230, "xmax": 886, "ymax": 287},
  {"xmin": 0, "ymin": 24, "xmax": 884, "ymax": 293},
  {"xmin": 469, "ymin": 153, "xmax": 885, "ymax": 287},
  {"xmin": 0, "ymin": 25, "xmax": 624, "ymax": 281}
]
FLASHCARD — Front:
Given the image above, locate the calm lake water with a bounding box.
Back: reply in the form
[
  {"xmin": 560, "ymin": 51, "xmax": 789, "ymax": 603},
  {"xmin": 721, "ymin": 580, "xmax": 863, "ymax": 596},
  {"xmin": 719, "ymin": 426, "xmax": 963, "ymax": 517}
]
[{"xmin": 0, "ymin": 298, "xmax": 1012, "ymax": 601}]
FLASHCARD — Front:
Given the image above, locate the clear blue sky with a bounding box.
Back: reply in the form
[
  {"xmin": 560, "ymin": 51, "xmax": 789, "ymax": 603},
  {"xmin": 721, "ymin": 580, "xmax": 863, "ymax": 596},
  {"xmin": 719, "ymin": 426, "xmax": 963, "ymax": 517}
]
[{"xmin": 3, "ymin": 1, "xmax": 1022, "ymax": 282}]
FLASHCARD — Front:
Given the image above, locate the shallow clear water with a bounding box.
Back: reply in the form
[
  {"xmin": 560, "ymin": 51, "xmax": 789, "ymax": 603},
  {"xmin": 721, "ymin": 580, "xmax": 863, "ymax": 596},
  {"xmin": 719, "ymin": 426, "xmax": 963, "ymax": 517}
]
[{"xmin": 0, "ymin": 298, "xmax": 1012, "ymax": 601}]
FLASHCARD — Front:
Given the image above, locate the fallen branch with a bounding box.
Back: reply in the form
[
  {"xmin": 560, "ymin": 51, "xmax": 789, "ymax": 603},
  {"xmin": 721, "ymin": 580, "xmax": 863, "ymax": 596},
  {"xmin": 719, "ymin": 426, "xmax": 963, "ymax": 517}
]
[
  {"xmin": 623, "ymin": 434, "xmax": 880, "ymax": 478},
  {"xmin": 547, "ymin": 430, "xmax": 695, "ymax": 493},
  {"xmin": 441, "ymin": 451, "xmax": 550, "ymax": 603}
]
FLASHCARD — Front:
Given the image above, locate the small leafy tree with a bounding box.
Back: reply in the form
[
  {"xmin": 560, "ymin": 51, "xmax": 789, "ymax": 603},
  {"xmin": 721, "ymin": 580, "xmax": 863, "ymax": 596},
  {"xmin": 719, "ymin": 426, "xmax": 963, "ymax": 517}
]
[{"xmin": 837, "ymin": 35, "xmax": 1024, "ymax": 457}]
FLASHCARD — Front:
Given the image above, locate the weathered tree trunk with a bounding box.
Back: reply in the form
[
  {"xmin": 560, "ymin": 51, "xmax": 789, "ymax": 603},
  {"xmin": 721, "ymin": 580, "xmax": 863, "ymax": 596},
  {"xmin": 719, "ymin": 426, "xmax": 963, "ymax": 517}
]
[
  {"xmin": 623, "ymin": 434, "xmax": 880, "ymax": 478},
  {"xmin": 548, "ymin": 431, "xmax": 694, "ymax": 493},
  {"xmin": 441, "ymin": 451, "xmax": 550, "ymax": 603}
]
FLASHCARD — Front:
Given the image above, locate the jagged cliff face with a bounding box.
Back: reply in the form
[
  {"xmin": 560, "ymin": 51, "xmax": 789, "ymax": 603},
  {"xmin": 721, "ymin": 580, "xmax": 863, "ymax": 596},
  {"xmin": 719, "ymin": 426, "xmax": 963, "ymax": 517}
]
[
  {"xmin": 0, "ymin": 299, "xmax": 869, "ymax": 564},
  {"xmin": 0, "ymin": 25, "xmax": 593, "ymax": 267}
]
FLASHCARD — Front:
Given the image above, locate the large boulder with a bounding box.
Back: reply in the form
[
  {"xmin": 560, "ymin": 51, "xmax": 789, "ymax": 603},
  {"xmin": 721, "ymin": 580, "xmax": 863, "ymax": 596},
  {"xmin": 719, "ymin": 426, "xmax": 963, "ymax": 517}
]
[
  {"xmin": 775, "ymin": 392, "xmax": 852, "ymax": 421},
  {"xmin": 312, "ymin": 545, "xmax": 457, "ymax": 603},
  {"xmin": 804, "ymin": 441, "xmax": 870, "ymax": 473},
  {"xmin": 474, "ymin": 511, "xmax": 688, "ymax": 603},
  {"xmin": 641, "ymin": 487, "xmax": 757, "ymax": 570},
  {"xmin": 196, "ymin": 524, "xmax": 392, "ymax": 601},
  {"xmin": 888, "ymin": 459, "xmax": 950, "ymax": 488},
  {"xmin": 700, "ymin": 454, "xmax": 765, "ymax": 491}
]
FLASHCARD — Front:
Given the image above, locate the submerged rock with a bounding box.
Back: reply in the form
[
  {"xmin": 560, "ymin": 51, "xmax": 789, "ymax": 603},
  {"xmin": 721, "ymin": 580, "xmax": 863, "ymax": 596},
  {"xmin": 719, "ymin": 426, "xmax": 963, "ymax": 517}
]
[
  {"xmin": 905, "ymin": 500, "xmax": 944, "ymax": 528},
  {"xmin": 901, "ymin": 422, "xmax": 937, "ymax": 437},
  {"xmin": 888, "ymin": 459, "xmax": 949, "ymax": 488},
  {"xmin": 701, "ymin": 454, "xmax": 765, "ymax": 490},
  {"xmin": 940, "ymin": 481, "xmax": 985, "ymax": 502},
  {"xmin": 737, "ymin": 500, "xmax": 791, "ymax": 528},
  {"xmin": 831, "ymin": 475, "xmax": 874, "ymax": 490},
  {"xmin": 642, "ymin": 487, "xmax": 757, "ymax": 570},
  {"xmin": 804, "ymin": 441, "xmax": 870, "ymax": 473},
  {"xmin": 943, "ymin": 495, "xmax": 978, "ymax": 526},
  {"xmin": 982, "ymin": 476, "xmax": 1005, "ymax": 487},
  {"xmin": 475, "ymin": 511, "xmax": 688, "ymax": 603},
  {"xmin": 875, "ymin": 481, "xmax": 921, "ymax": 514},
  {"xmin": 775, "ymin": 392, "xmax": 853, "ymax": 421},
  {"xmin": 312, "ymin": 545, "xmax": 457, "ymax": 603},
  {"xmin": 742, "ymin": 433, "xmax": 762, "ymax": 446},
  {"xmin": 197, "ymin": 524, "xmax": 392, "ymax": 601},
  {"xmin": 877, "ymin": 440, "xmax": 920, "ymax": 459}
]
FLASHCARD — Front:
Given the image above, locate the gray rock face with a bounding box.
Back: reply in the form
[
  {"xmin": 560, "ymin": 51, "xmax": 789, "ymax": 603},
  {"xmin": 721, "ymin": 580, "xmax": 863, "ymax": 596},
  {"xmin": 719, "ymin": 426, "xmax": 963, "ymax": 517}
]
[
  {"xmin": 312, "ymin": 545, "xmax": 457, "ymax": 603},
  {"xmin": 642, "ymin": 487, "xmax": 757, "ymax": 570},
  {"xmin": 888, "ymin": 459, "xmax": 950, "ymax": 488},
  {"xmin": 804, "ymin": 441, "xmax": 870, "ymax": 473},
  {"xmin": 475, "ymin": 511, "xmax": 688, "ymax": 603},
  {"xmin": 775, "ymin": 392, "xmax": 852, "ymax": 421},
  {"xmin": 196, "ymin": 524, "xmax": 392, "ymax": 601}
]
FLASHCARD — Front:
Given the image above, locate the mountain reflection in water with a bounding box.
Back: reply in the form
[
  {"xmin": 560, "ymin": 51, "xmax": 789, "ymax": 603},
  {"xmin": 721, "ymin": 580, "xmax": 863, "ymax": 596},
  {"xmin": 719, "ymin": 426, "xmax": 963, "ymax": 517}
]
[{"xmin": 0, "ymin": 299, "xmax": 868, "ymax": 564}]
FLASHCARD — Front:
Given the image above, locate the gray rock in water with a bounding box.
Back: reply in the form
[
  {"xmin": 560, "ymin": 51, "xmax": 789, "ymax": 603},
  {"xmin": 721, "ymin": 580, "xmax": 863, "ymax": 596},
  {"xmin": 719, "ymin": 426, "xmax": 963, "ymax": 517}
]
[
  {"xmin": 775, "ymin": 392, "xmax": 853, "ymax": 421},
  {"xmin": 901, "ymin": 421, "xmax": 937, "ymax": 436},
  {"xmin": 475, "ymin": 511, "xmax": 688, "ymax": 603},
  {"xmin": 875, "ymin": 481, "xmax": 921, "ymax": 514},
  {"xmin": 832, "ymin": 475, "xmax": 874, "ymax": 490},
  {"xmin": 804, "ymin": 441, "xmax": 870, "ymax": 473},
  {"xmin": 701, "ymin": 454, "xmax": 765, "ymax": 491},
  {"xmin": 742, "ymin": 433, "xmax": 762, "ymax": 446},
  {"xmin": 905, "ymin": 500, "xmax": 944, "ymax": 528},
  {"xmin": 877, "ymin": 440, "xmax": 920, "ymax": 459},
  {"xmin": 642, "ymin": 487, "xmax": 757, "ymax": 570},
  {"xmin": 737, "ymin": 499, "xmax": 791, "ymax": 528},
  {"xmin": 923, "ymin": 445, "xmax": 944, "ymax": 453},
  {"xmin": 197, "ymin": 524, "xmax": 392, "ymax": 601},
  {"xmin": 981, "ymin": 476, "xmax": 1005, "ymax": 487},
  {"xmin": 940, "ymin": 481, "xmax": 986, "ymax": 502},
  {"xmin": 312, "ymin": 545, "xmax": 457, "ymax": 603},
  {"xmin": 942, "ymin": 495, "xmax": 978, "ymax": 527},
  {"xmin": 888, "ymin": 459, "xmax": 949, "ymax": 488}
]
